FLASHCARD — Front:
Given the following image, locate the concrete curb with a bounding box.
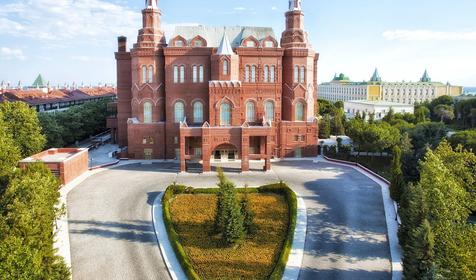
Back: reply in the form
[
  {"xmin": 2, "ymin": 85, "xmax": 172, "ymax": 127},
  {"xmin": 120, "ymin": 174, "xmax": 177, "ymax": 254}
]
[
  {"xmin": 152, "ymin": 192, "xmax": 188, "ymax": 280},
  {"xmin": 283, "ymin": 193, "xmax": 307, "ymax": 280},
  {"xmin": 317, "ymin": 156, "xmax": 403, "ymax": 280}
]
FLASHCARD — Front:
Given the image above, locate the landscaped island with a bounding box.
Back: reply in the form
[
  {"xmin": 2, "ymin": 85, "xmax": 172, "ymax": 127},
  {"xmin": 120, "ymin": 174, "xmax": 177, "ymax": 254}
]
[{"xmin": 162, "ymin": 172, "xmax": 297, "ymax": 280}]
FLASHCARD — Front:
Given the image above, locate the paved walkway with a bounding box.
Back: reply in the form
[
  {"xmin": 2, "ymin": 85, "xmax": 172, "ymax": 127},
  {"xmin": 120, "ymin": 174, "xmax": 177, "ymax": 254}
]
[{"xmin": 67, "ymin": 161, "xmax": 392, "ymax": 280}]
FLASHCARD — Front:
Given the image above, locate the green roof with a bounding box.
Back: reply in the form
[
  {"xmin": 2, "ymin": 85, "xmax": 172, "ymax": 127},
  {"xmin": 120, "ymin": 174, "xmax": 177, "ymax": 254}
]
[
  {"xmin": 32, "ymin": 74, "xmax": 46, "ymax": 88},
  {"xmin": 332, "ymin": 73, "xmax": 350, "ymax": 82}
]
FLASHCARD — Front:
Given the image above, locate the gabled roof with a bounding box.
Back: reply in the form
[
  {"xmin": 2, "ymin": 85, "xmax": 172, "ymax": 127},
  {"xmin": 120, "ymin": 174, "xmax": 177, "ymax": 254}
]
[
  {"xmin": 169, "ymin": 26, "xmax": 276, "ymax": 48},
  {"xmin": 217, "ymin": 33, "xmax": 234, "ymax": 55},
  {"xmin": 32, "ymin": 74, "xmax": 46, "ymax": 88}
]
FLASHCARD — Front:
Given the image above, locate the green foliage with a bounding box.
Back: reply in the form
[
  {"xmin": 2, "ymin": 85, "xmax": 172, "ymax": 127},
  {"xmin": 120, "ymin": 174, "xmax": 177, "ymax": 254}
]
[
  {"xmin": 317, "ymin": 99, "xmax": 336, "ymax": 116},
  {"xmin": 39, "ymin": 99, "xmax": 110, "ymax": 148},
  {"xmin": 399, "ymin": 141, "xmax": 476, "ymax": 279},
  {"xmin": 0, "ymin": 102, "xmax": 46, "ymax": 157},
  {"xmin": 214, "ymin": 168, "xmax": 245, "ymax": 246},
  {"xmin": 331, "ymin": 108, "xmax": 345, "ymax": 136},
  {"xmin": 346, "ymin": 119, "xmax": 400, "ymax": 155},
  {"xmin": 415, "ymin": 106, "xmax": 431, "ymax": 123},
  {"xmin": 0, "ymin": 113, "xmax": 21, "ymax": 190},
  {"xmin": 240, "ymin": 185, "xmax": 256, "ymax": 234},
  {"xmin": 319, "ymin": 114, "xmax": 331, "ymax": 139},
  {"xmin": 434, "ymin": 104, "xmax": 455, "ymax": 123},
  {"xmin": 454, "ymin": 98, "xmax": 476, "ymax": 128},
  {"xmin": 382, "ymin": 107, "xmax": 395, "ymax": 123},
  {"xmin": 403, "ymin": 219, "xmax": 435, "ymax": 279},
  {"xmin": 448, "ymin": 130, "xmax": 476, "ymax": 152},
  {"xmin": 390, "ymin": 146, "xmax": 404, "ymax": 202},
  {"xmin": 0, "ymin": 164, "xmax": 70, "ymax": 279}
]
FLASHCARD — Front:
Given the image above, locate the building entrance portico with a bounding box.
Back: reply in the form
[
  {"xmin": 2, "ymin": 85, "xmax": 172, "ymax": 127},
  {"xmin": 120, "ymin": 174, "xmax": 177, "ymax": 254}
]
[{"xmin": 179, "ymin": 124, "xmax": 274, "ymax": 173}]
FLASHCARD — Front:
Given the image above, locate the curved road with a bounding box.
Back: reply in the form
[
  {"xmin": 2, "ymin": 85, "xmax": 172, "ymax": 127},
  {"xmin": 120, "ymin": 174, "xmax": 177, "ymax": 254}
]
[{"xmin": 68, "ymin": 161, "xmax": 391, "ymax": 280}]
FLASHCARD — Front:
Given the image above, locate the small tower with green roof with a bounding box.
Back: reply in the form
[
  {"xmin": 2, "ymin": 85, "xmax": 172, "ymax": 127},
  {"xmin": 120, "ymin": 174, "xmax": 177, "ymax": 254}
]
[
  {"xmin": 32, "ymin": 74, "xmax": 46, "ymax": 89},
  {"xmin": 420, "ymin": 69, "xmax": 431, "ymax": 83},
  {"xmin": 370, "ymin": 68, "xmax": 382, "ymax": 83}
]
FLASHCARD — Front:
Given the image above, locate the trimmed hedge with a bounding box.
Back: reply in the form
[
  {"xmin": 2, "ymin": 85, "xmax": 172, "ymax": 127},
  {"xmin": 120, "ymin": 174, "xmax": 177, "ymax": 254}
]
[{"xmin": 161, "ymin": 182, "xmax": 297, "ymax": 280}]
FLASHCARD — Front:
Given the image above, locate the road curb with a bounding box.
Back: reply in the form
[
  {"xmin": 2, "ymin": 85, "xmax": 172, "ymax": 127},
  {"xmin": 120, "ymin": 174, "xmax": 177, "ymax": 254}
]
[
  {"xmin": 152, "ymin": 192, "xmax": 187, "ymax": 280},
  {"xmin": 283, "ymin": 193, "xmax": 307, "ymax": 280}
]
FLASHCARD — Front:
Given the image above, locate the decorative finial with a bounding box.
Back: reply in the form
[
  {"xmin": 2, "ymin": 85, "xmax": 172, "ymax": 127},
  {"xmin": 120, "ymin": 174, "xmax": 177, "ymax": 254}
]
[{"xmin": 289, "ymin": 0, "xmax": 302, "ymax": 11}]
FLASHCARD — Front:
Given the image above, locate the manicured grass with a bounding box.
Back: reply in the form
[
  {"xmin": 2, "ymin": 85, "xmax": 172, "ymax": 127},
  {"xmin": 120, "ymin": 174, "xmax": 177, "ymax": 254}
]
[{"xmin": 162, "ymin": 184, "xmax": 296, "ymax": 280}]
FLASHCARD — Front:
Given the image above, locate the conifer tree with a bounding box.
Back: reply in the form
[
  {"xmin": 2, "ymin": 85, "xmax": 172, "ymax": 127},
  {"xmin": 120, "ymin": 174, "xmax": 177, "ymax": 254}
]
[
  {"xmin": 319, "ymin": 114, "xmax": 331, "ymax": 139},
  {"xmin": 390, "ymin": 146, "xmax": 404, "ymax": 202}
]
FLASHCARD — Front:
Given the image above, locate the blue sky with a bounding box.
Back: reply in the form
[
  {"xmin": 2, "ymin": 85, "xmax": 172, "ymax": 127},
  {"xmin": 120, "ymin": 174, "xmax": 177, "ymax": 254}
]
[{"xmin": 0, "ymin": 0, "xmax": 475, "ymax": 87}]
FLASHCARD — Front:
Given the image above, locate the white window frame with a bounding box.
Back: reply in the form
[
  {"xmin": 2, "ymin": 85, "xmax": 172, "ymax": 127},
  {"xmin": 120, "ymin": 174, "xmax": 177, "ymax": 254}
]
[
  {"xmin": 220, "ymin": 103, "xmax": 231, "ymax": 126},
  {"xmin": 179, "ymin": 65, "xmax": 185, "ymax": 83},
  {"xmin": 192, "ymin": 65, "xmax": 198, "ymax": 83},
  {"xmin": 265, "ymin": 101, "xmax": 274, "ymax": 122},
  {"xmin": 142, "ymin": 65, "xmax": 147, "ymax": 84},
  {"xmin": 199, "ymin": 65, "xmax": 204, "ymax": 83},
  {"xmin": 173, "ymin": 65, "xmax": 179, "ymax": 83},
  {"xmin": 193, "ymin": 101, "xmax": 203, "ymax": 123},
  {"xmin": 143, "ymin": 101, "xmax": 153, "ymax": 124},
  {"xmin": 246, "ymin": 101, "xmax": 255, "ymax": 122},
  {"xmin": 174, "ymin": 102, "xmax": 185, "ymax": 123}
]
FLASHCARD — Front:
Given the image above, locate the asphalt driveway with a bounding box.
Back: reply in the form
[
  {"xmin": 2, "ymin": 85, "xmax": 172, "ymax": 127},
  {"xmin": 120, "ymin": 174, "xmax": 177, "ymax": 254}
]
[{"xmin": 67, "ymin": 160, "xmax": 391, "ymax": 280}]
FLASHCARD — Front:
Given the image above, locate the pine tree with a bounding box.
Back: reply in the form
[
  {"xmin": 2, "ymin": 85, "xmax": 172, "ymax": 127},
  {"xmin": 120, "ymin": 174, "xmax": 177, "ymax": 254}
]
[
  {"xmin": 390, "ymin": 146, "xmax": 404, "ymax": 202},
  {"xmin": 332, "ymin": 108, "xmax": 345, "ymax": 136},
  {"xmin": 214, "ymin": 168, "xmax": 245, "ymax": 246},
  {"xmin": 403, "ymin": 219, "xmax": 435, "ymax": 279},
  {"xmin": 240, "ymin": 185, "xmax": 255, "ymax": 234},
  {"xmin": 319, "ymin": 114, "xmax": 331, "ymax": 139}
]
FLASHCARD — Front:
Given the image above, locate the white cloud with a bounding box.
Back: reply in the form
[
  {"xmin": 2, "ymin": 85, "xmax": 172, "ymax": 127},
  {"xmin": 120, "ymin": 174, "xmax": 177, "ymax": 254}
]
[
  {"xmin": 0, "ymin": 0, "xmax": 141, "ymax": 45},
  {"xmin": 271, "ymin": 6, "xmax": 278, "ymax": 10},
  {"xmin": 233, "ymin": 7, "xmax": 246, "ymax": 11},
  {"xmin": 0, "ymin": 47, "xmax": 26, "ymax": 60},
  {"xmin": 383, "ymin": 29, "xmax": 476, "ymax": 41}
]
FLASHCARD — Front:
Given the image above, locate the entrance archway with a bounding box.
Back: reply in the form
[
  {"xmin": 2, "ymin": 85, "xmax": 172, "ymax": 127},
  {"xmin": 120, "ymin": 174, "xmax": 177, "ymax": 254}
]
[{"xmin": 212, "ymin": 143, "xmax": 239, "ymax": 162}]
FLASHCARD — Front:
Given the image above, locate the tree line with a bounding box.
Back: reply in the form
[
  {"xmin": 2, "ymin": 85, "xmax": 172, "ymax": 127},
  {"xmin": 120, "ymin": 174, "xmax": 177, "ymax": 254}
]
[
  {"xmin": 0, "ymin": 102, "xmax": 70, "ymax": 278},
  {"xmin": 39, "ymin": 99, "xmax": 111, "ymax": 148}
]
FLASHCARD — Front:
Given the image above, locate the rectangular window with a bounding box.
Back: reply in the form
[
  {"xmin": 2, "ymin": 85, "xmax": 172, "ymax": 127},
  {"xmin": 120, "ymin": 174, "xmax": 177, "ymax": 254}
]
[
  {"xmin": 270, "ymin": 66, "xmax": 276, "ymax": 83},
  {"xmin": 192, "ymin": 66, "xmax": 198, "ymax": 83},
  {"xmin": 194, "ymin": 148, "xmax": 202, "ymax": 157},
  {"xmin": 199, "ymin": 65, "xmax": 204, "ymax": 83},
  {"xmin": 173, "ymin": 66, "xmax": 178, "ymax": 83},
  {"xmin": 294, "ymin": 66, "xmax": 299, "ymax": 83},
  {"xmin": 245, "ymin": 66, "xmax": 250, "ymax": 82},
  {"xmin": 264, "ymin": 66, "xmax": 269, "ymax": 83},
  {"xmin": 251, "ymin": 65, "xmax": 256, "ymax": 83},
  {"xmin": 300, "ymin": 66, "xmax": 305, "ymax": 83},
  {"xmin": 180, "ymin": 65, "xmax": 185, "ymax": 83}
]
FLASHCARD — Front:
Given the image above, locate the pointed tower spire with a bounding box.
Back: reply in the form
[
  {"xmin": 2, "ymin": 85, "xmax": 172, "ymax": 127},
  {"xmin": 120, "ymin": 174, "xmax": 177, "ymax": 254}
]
[
  {"xmin": 420, "ymin": 69, "xmax": 431, "ymax": 82},
  {"xmin": 370, "ymin": 68, "xmax": 382, "ymax": 82},
  {"xmin": 217, "ymin": 32, "xmax": 234, "ymax": 55}
]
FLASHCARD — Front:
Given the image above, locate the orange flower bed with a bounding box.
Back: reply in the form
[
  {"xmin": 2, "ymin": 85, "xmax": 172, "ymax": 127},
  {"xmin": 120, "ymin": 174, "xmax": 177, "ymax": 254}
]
[{"xmin": 169, "ymin": 193, "xmax": 289, "ymax": 279}]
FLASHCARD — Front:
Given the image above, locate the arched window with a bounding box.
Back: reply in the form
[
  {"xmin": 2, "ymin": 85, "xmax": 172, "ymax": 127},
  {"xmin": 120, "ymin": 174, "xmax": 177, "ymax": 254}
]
[
  {"xmin": 300, "ymin": 66, "xmax": 305, "ymax": 83},
  {"xmin": 142, "ymin": 65, "xmax": 147, "ymax": 84},
  {"xmin": 173, "ymin": 65, "xmax": 179, "ymax": 83},
  {"xmin": 251, "ymin": 65, "xmax": 256, "ymax": 83},
  {"xmin": 294, "ymin": 65, "xmax": 299, "ymax": 83},
  {"xmin": 174, "ymin": 102, "xmax": 185, "ymax": 123},
  {"xmin": 193, "ymin": 101, "xmax": 203, "ymax": 123},
  {"xmin": 295, "ymin": 101, "xmax": 305, "ymax": 121},
  {"xmin": 264, "ymin": 65, "xmax": 269, "ymax": 83},
  {"xmin": 220, "ymin": 103, "xmax": 231, "ymax": 126},
  {"xmin": 192, "ymin": 65, "xmax": 198, "ymax": 83},
  {"xmin": 199, "ymin": 65, "xmax": 204, "ymax": 83},
  {"xmin": 143, "ymin": 102, "xmax": 152, "ymax": 123},
  {"xmin": 223, "ymin": 60, "xmax": 229, "ymax": 75},
  {"xmin": 265, "ymin": 101, "xmax": 274, "ymax": 122},
  {"xmin": 270, "ymin": 65, "xmax": 276, "ymax": 83},
  {"xmin": 246, "ymin": 101, "xmax": 255, "ymax": 122},
  {"xmin": 245, "ymin": 65, "xmax": 250, "ymax": 82},
  {"xmin": 148, "ymin": 65, "xmax": 154, "ymax": 83}
]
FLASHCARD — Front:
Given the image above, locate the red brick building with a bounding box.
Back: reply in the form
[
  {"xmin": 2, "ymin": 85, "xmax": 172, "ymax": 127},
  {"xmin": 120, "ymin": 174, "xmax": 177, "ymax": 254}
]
[{"xmin": 110, "ymin": 0, "xmax": 319, "ymax": 172}]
